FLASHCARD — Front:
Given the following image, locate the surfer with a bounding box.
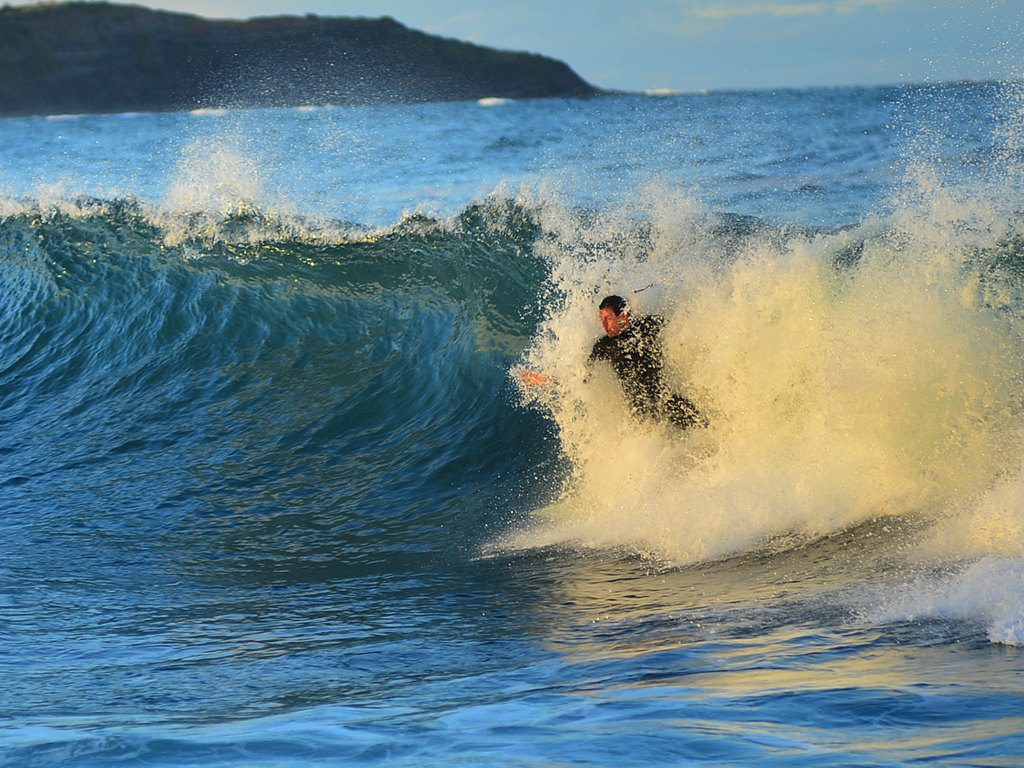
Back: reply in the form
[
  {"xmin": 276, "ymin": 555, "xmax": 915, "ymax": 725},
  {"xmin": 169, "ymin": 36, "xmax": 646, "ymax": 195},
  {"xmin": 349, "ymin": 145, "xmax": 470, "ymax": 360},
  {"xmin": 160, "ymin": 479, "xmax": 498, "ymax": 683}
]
[{"xmin": 521, "ymin": 295, "xmax": 707, "ymax": 429}]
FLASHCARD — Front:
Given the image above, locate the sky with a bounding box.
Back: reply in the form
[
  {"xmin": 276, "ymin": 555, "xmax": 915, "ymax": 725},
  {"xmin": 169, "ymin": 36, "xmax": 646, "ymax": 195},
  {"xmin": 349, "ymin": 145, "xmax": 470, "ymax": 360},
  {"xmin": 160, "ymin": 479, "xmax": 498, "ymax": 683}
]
[{"xmin": 12, "ymin": 1, "xmax": 1024, "ymax": 91}]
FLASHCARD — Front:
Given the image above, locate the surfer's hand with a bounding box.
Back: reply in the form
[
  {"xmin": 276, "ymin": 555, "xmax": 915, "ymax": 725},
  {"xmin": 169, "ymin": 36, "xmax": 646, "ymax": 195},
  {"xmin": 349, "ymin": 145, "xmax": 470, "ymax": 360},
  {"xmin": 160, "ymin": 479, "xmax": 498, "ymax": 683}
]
[{"xmin": 519, "ymin": 371, "xmax": 550, "ymax": 386}]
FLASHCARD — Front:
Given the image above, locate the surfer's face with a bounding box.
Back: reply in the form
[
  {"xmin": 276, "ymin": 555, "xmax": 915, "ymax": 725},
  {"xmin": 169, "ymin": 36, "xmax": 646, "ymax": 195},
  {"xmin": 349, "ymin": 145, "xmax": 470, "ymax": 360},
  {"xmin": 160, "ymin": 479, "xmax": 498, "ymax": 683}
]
[{"xmin": 600, "ymin": 308, "xmax": 630, "ymax": 337}]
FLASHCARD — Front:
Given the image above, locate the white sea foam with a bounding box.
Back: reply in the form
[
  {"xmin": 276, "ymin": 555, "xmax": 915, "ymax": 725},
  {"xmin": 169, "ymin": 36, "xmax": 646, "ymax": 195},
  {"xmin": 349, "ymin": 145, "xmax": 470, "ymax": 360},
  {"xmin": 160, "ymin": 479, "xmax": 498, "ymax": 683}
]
[{"xmin": 513, "ymin": 165, "xmax": 1024, "ymax": 567}]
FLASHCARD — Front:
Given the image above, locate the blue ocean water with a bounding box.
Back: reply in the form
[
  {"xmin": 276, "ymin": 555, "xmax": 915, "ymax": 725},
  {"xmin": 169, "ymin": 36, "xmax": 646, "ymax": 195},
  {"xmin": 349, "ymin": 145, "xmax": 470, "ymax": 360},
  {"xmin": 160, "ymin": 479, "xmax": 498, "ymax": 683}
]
[{"xmin": 4, "ymin": 82, "xmax": 1024, "ymax": 766}]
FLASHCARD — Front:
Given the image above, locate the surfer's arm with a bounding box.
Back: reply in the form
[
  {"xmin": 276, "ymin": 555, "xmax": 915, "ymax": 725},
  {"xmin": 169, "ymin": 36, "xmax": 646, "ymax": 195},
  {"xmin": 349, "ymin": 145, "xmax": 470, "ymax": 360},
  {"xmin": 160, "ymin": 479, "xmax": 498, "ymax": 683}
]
[
  {"xmin": 522, "ymin": 339, "xmax": 607, "ymax": 387},
  {"xmin": 519, "ymin": 371, "xmax": 553, "ymax": 386}
]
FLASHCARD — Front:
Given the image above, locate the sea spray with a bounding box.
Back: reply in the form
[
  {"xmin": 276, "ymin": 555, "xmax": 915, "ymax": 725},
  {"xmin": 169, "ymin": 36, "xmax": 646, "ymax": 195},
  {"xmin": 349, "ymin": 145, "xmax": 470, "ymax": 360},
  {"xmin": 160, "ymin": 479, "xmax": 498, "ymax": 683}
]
[{"xmin": 514, "ymin": 174, "xmax": 1024, "ymax": 565}]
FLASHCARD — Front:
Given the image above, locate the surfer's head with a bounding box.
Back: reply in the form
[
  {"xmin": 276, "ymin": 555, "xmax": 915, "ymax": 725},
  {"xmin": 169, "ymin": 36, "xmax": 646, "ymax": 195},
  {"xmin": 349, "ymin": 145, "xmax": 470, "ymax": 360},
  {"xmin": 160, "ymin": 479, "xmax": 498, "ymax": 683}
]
[{"xmin": 599, "ymin": 295, "xmax": 630, "ymax": 337}]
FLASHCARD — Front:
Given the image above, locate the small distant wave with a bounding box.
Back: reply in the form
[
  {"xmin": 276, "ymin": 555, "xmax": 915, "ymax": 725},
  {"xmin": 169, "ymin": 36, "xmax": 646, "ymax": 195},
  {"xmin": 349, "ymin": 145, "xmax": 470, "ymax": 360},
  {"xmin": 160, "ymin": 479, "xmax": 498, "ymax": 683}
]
[{"xmin": 188, "ymin": 107, "xmax": 231, "ymax": 117}]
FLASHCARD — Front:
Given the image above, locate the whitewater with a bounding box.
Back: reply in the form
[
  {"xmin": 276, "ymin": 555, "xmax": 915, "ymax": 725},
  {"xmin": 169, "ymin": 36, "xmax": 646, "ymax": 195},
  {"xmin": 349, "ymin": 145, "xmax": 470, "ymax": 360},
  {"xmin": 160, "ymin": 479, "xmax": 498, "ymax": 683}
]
[{"xmin": 4, "ymin": 81, "xmax": 1024, "ymax": 766}]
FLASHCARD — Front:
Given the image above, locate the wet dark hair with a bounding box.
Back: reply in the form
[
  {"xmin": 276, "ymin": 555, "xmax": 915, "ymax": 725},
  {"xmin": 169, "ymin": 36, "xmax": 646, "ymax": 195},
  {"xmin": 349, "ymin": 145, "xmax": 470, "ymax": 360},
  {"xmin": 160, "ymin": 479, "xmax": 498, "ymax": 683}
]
[{"xmin": 599, "ymin": 295, "xmax": 628, "ymax": 314}]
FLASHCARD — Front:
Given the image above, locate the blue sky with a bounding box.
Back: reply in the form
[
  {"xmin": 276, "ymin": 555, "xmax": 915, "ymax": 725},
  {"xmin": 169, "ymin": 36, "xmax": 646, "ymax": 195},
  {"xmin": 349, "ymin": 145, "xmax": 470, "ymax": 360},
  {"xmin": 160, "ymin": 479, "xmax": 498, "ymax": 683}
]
[{"xmin": 15, "ymin": 1, "xmax": 1024, "ymax": 91}]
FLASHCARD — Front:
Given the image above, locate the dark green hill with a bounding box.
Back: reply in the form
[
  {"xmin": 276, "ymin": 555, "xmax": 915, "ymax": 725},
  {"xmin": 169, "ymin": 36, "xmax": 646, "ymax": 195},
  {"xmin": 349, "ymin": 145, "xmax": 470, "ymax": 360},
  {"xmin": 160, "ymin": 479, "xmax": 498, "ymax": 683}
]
[{"xmin": 0, "ymin": 2, "xmax": 601, "ymax": 117}]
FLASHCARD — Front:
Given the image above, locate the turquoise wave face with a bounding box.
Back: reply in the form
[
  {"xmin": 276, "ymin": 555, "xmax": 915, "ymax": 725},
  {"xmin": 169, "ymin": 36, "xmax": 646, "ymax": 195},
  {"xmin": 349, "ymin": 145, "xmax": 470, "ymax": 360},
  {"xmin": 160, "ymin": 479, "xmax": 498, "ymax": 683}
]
[{"xmin": 0, "ymin": 199, "xmax": 559, "ymax": 582}]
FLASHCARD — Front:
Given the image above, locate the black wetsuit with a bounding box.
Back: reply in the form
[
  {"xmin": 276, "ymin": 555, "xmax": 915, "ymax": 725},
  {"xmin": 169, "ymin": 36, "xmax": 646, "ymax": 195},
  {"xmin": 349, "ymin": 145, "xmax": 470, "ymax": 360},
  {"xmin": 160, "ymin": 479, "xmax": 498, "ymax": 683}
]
[{"xmin": 588, "ymin": 315, "xmax": 707, "ymax": 429}]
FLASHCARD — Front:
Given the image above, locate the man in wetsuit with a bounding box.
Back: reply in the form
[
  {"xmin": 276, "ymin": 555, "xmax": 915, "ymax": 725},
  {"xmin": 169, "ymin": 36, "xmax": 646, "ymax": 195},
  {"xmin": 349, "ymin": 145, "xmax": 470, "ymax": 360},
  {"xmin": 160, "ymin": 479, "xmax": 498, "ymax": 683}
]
[
  {"xmin": 520, "ymin": 295, "xmax": 706, "ymax": 429},
  {"xmin": 588, "ymin": 295, "xmax": 707, "ymax": 429}
]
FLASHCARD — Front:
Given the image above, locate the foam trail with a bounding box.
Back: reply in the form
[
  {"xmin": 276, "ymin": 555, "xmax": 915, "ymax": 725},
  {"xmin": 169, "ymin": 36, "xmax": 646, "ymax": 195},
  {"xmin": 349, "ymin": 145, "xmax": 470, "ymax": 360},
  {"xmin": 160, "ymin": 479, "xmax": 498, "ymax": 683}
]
[{"xmin": 861, "ymin": 556, "xmax": 1024, "ymax": 646}]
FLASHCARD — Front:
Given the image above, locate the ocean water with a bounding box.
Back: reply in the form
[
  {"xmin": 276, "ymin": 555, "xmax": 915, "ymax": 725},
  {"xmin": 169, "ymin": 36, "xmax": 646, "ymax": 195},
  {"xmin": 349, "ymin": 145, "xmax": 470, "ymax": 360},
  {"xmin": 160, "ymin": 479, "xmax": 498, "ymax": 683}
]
[{"xmin": 4, "ymin": 82, "xmax": 1024, "ymax": 766}]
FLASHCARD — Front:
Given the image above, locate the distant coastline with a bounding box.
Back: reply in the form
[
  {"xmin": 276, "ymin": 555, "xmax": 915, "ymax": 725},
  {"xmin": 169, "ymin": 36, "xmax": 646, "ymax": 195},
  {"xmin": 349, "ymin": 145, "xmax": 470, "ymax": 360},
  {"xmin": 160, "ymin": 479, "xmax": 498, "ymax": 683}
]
[{"xmin": 0, "ymin": 2, "xmax": 603, "ymax": 118}]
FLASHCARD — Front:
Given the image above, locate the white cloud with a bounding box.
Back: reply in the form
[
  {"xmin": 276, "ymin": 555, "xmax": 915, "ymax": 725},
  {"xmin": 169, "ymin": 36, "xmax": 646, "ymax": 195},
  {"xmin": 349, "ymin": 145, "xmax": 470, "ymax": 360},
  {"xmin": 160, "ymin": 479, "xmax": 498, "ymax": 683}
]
[
  {"xmin": 695, "ymin": 2, "xmax": 825, "ymax": 18},
  {"xmin": 693, "ymin": 0, "xmax": 895, "ymax": 20},
  {"xmin": 835, "ymin": 0, "xmax": 897, "ymax": 13}
]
